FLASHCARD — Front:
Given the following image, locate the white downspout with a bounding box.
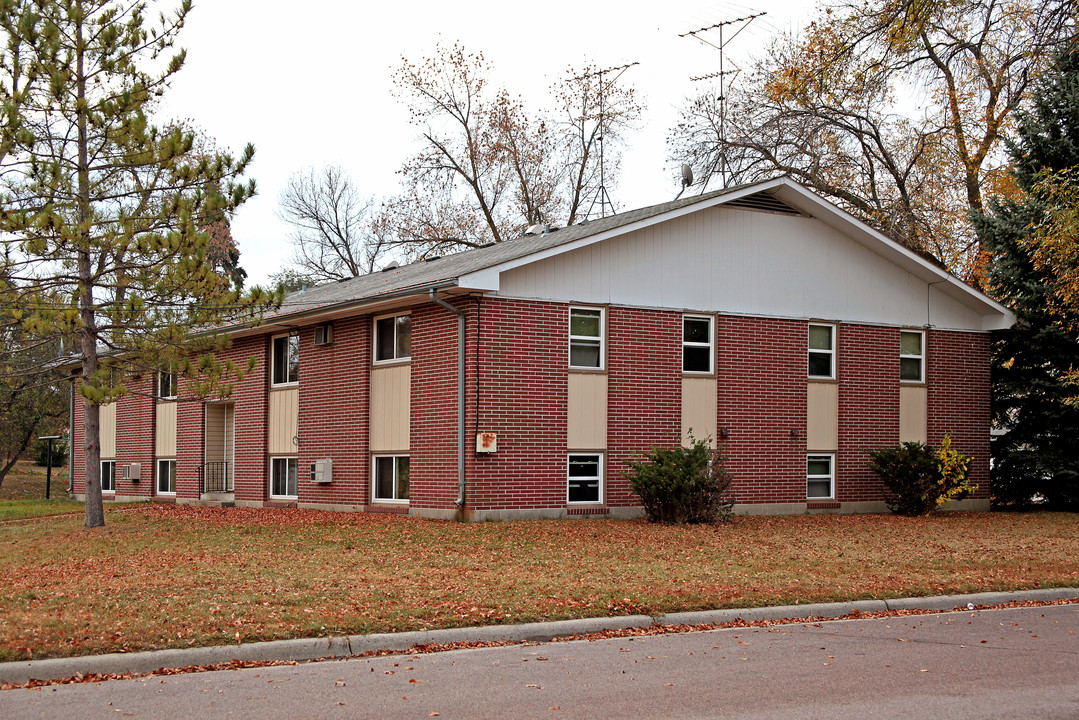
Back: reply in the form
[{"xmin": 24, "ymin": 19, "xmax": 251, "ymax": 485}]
[{"xmin": 429, "ymin": 290, "xmax": 467, "ymax": 509}]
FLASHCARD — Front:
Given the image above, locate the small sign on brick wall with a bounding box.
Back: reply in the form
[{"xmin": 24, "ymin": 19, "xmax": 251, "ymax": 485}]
[{"xmin": 476, "ymin": 432, "xmax": 497, "ymax": 453}]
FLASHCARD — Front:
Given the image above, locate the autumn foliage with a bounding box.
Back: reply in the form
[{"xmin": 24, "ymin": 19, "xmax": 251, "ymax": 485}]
[
  {"xmin": 868, "ymin": 435, "xmax": 976, "ymax": 516},
  {"xmin": 623, "ymin": 438, "xmax": 734, "ymax": 524}
]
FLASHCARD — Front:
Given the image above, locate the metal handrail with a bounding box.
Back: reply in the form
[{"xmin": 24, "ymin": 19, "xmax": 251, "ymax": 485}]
[{"xmin": 198, "ymin": 461, "xmax": 232, "ymax": 494}]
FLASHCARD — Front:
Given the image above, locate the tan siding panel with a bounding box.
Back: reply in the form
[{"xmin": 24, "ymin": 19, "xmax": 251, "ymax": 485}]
[
  {"xmin": 268, "ymin": 388, "xmax": 299, "ymax": 455},
  {"xmin": 99, "ymin": 402, "xmax": 116, "ymax": 458},
  {"xmin": 806, "ymin": 382, "xmax": 839, "ymax": 451},
  {"xmin": 370, "ymin": 364, "xmax": 410, "ymax": 452},
  {"xmin": 681, "ymin": 376, "xmax": 717, "ymax": 447},
  {"xmin": 568, "ymin": 372, "xmax": 607, "ymax": 449},
  {"xmin": 899, "ymin": 385, "xmax": 928, "ymax": 444},
  {"xmin": 205, "ymin": 404, "xmax": 226, "ymax": 462},
  {"xmin": 155, "ymin": 402, "xmax": 177, "ymax": 457}
]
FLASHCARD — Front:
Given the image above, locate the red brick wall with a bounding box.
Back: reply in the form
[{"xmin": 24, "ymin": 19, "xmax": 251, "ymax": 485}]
[
  {"xmin": 717, "ymin": 316, "xmax": 807, "ymax": 504},
  {"xmin": 464, "ymin": 297, "xmax": 567, "ymax": 511},
  {"xmin": 113, "ymin": 375, "xmax": 155, "ymax": 498},
  {"xmin": 837, "ymin": 324, "xmax": 899, "ymax": 502},
  {"xmin": 928, "ymin": 330, "xmax": 991, "ymax": 499},
  {"xmin": 606, "ymin": 307, "xmax": 681, "ymax": 506},
  {"xmin": 297, "ymin": 316, "xmax": 370, "ymax": 505},
  {"xmin": 71, "ymin": 393, "xmax": 85, "ymax": 494}
]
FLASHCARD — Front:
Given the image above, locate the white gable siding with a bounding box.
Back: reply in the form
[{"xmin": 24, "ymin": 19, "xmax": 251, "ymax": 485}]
[{"xmin": 497, "ymin": 207, "xmax": 987, "ymax": 332}]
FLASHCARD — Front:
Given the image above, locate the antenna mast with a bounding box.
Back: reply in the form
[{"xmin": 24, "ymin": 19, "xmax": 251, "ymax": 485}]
[
  {"xmin": 575, "ymin": 61, "xmax": 638, "ymax": 220},
  {"xmin": 680, "ymin": 12, "xmax": 766, "ymax": 189}
]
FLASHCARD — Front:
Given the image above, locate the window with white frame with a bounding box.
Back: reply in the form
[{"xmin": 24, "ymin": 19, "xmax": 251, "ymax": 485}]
[
  {"xmin": 568, "ymin": 454, "xmax": 603, "ymax": 504},
  {"xmin": 373, "ymin": 455, "xmax": 410, "ymax": 502},
  {"xmin": 683, "ymin": 315, "xmax": 714, "ymax": 373},
  {"xmin": 271, "ymin": 335, "xmax": 299, "ymax": 386},
  {"xmin": 157, "ymin": 459, "xmax": 176, "ymax": 494},
  {"xmin": 157, "ymin": 370, "xmax": 178, "ymax": 399},
  {"xmin": 569, "ymin": 307, "xmax": 603, "ymax": 369},
  {"xmin": 101, "ymin": 460, "xmax": 115, "ymax": 493},
  {"xmin": 374, "ymin": 314, "xmax": 411, "ymax": 362},
  {"xmin": 807, "ymin": 454, "xmax": 835, "ymax": 499},
  {"xmin": 900, "ymin": 330, "xmax": 925, "ymax": 383},
  {"xmin": 270, "ymin": 457, "xmax": 298, "ymax": 498},
  {"xmin": 808, "ymin": 324, "xmax": 835, "ymax": 379}
]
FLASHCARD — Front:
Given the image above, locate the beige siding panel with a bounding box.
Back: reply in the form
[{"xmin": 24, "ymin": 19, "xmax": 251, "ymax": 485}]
[
  {"xmin": 268, "ymin": 388, "xmax": 299, "ymax": 455},
  {"xmin": 99, "ymin": 402, "xmax": 116, "ymax": 458},
  {"xmin": 899, "ymin": 385, "xmax": 929, "ymax": 444},
  {"xmin": 370, "ymin": 364, "xmax": 410, "ymax": 452},
  {"xmin": 681, "ymin": 376, "xmax": 718, "ymax": 447},
  {"xmin": 225, "ymin": 404, "xmax": 235, "ymax": 470},
  {"xmin": 205, "ymin": 404, "xmax": 226, "ymax": 463},
  {"xmin": 155, "ymin": 402, "xmax": 177, "ymax": 457},
  {"xmin": 568, "ymin": 372, "xmax": 607, "ymax": 449},
  {"xmin": 806, "ymin": 382, "xmax": 839, "ymax": 451}
]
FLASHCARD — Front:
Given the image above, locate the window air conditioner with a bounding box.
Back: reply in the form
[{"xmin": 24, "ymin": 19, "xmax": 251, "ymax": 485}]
[
  {"xmin": 310, "ymin": 458, "xmax": 333, "ymax": 483},
  {"xmin": 122, "ymin": 463, "xmax": 141, "ymax": 480},
  {"xmin": 313, "ymin": 323, "xmax": 333, "ymax": 346}
]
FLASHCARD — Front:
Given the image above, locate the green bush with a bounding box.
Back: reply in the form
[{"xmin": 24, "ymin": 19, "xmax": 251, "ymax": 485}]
[
  {"xmin": 33, "ymin": 438, "xmax": 68, "ymax": 468},
  {"xmin": 867, "ymin": 434, "xmax": 976, "ymax": 516},
  {"xmin": 623, "ymin": 436, "xmax": 734, "ymax": 524}
]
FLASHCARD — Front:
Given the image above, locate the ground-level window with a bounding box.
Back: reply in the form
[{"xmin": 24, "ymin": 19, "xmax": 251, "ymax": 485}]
[
  {"xmin": 101, "ymin": 460, "xmax": 115, "ymax": 493},
  {"xmin": 271, "ymin": 334, "xmax": 299, "ymax": 386},
  {"xmin": 270, "ymin": 457, "xmax": 298, "ymax": 498},
  {"xmin": 807, "ymin": 454, "xmax": 835, "ymax": 499},
  {"xmin": 808, "ymin": 324, "xmax": 835, "ymax": 379},
  {"xmin": 900, "ymin": 330, "xmax": 925, "ymax": 383},
  {"xmin": 157, "ymin": 459, "xmax": 176, "ymax": 495},
  {"xmin": 683, "ymin": 315, "xmax": 714, "ymax": 373},
  {"xmin": 568, "ymin": 454, "xmax": 603, "ymax": 504},
  {"xmin": 373, "ymin": 455, "xmax": 409, "ymax": 502},
  {"xmin": 569, "ymin": 307, "xmax": 604, "ymax": 369},
  {"xmin": 374, "ymin": 314, "xmax": 411, "ymax": 362}
]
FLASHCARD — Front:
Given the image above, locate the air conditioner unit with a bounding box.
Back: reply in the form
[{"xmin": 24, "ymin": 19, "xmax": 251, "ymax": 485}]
[
  {"xmin": 313, "ymin": 323, "xmax": 334, "ymax": 346},
  {"xmin": 122, "ymin": 463, "xmax": 141, "ymax": 480},
  {"xmin": 310, "ymin": 458, "xmax": 333, "ymax": 483}
]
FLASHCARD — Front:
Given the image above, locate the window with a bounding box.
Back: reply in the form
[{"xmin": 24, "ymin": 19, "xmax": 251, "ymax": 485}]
[
  {"xmin": 808, "ymin": 324, "xmax": 835, "ymax": 379},
  {"xmin": 157, "ymin": 459, "xmax": 176, "ymax": 494},
  {"xmin": 568, "ymin": 454, "xmax": 603, "ymax": 504},
  {"xmin": 807, "ymin": 454, "xmax": 834, "ymax": 499},
  {"xmin": 374, "ymin": 314, "xmax": 411, "ymax": 362},
  {"xmin": 271, "ymin": 335, "xmax": 299, "ymax": 386},
  {"xmin": 101, "ymin": 460, "xmax": 115, "ymax": 493},
  {"xmin": 157, "ymin": 370, "xmax": 177, "ymax": 399},
  {"xmin": 569, "ymin": 307, "xmax": 603, "ymax": 369},
  {"xmin": 683, "ymin": 315, "xmax": 714, "ymax": 373},
  {"xmin": 270, "ymin": 457, "xmax": 298, "ymax": 498},
  {"xmin": 373, "ymin": 455, "xmax": 410, "ymax": 502},
  {"xmin": 900, "ymin": 330, "xmax": 925, "ymax": 383}
]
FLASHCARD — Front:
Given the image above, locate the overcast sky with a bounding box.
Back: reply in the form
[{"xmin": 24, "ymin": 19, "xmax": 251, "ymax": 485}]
[{"xmin": 160, "ymin": 0, "xmax": 817, "ymax": 286}]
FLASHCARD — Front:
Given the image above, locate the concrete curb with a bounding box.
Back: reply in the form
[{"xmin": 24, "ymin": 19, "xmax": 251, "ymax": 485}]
[{"xmin": 3, "ymin": 588, "xmax": 1077, "ymax": 685}]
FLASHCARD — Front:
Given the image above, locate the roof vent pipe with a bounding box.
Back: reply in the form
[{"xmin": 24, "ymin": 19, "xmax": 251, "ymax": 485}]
[{"xmin": 429, "ymin": 289, "xmax": 467, "ymax": 509}]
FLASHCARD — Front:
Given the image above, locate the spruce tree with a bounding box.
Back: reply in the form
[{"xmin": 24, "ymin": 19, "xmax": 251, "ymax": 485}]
[
  {"xmin": 0, "ymin": 1, "xmax": 278, "ymax": 527},
  {"xmin": 976, "ymin": 38, "xmax": 1079, "ymax": 509}
]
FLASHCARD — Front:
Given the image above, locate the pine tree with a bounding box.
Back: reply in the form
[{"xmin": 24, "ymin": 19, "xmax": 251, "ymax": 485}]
[
  {"xmin": 0, "ymin": 1, "xmax": 278, "ymax": 527},
  {"xmin": 976, "ymin": 38, "xmax": 1079, "ymax": 509}
]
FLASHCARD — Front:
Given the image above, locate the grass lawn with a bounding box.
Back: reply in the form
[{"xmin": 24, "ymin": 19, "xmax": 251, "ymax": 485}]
[
  {"xmin": 0, "ymin": 460, "xmax": 81, "ymax": 521},
  {"xmin": 0, "ymin": 503, "xmax": 1076, "ymax": 662}
]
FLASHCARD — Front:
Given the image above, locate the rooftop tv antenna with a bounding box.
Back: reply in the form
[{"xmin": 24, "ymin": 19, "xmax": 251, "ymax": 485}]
[
  {"xmin": 680, "ymin": 12, "xmax": 766, "ymax": 189},
  {"xmin": 575, "ymin": 61, "xmax": 638, "ymax": 220}
]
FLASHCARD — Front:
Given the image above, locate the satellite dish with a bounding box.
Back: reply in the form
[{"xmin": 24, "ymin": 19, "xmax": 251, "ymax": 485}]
[{"xmin": 681, "ymin": 164, "xmax": 694, "ymax": 188}]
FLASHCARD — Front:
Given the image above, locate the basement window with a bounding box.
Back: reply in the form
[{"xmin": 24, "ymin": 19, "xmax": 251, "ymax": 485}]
[
  {"xmin": 101, "ymin": 460, "xmax": 116, "ymax": 493},
  {"xmin": 807, "ymin": 454, "xmax": 835, "ymax": 500},
  {"xmin": 373, "ymin": 455, "xmax": 410, "ymax": 503},
  {"xmin": 270, "ymin": 457, "xmax": 298, "ymax": 498},
  {"xmin": 568, "ymin": 454, "xmax": 603, "ymax": 504},
  {"xmin": 157, "ymin": 459, "xmax": 176, "ymax": 495}
]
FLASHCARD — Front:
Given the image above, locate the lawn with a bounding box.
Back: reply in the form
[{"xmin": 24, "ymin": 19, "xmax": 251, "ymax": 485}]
[
  {"xmin": 0, "ymin": 504, "xmax": 1076, "ymax": 662},
  {"xmin": 0, "ymin": 460, "xmax": 81, "ymax": 520}
]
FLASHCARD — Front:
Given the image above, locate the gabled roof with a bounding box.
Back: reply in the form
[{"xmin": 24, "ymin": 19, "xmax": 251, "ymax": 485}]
[{"xmin": 251, "ymin": 177, "xmax": 1014, "ymax": 331}]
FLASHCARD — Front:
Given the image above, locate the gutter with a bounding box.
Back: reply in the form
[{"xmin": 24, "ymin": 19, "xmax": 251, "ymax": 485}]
[{"xmin": 429, "ymin": 289, "xmax": 467, "ymax": 509}]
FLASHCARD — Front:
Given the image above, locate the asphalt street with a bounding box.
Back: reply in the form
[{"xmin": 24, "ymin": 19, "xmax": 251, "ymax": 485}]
[{"xmin": 2, "ymin": 604, "xmax": 1077, "ymax": 719}]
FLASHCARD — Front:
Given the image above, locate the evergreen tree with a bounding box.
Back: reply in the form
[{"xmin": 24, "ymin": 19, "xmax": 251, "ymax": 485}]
[
  {"xmin": 0, "ymin": 1, "xmax": 278, "ymax": 527},
  {"xmin": 976, "ymin": 38, "xmax": 1079, "ymax": 509}
]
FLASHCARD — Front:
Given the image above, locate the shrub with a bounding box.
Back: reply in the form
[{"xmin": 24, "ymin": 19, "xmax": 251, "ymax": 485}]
[
  {"xmin": 33, "ymin": 438, "xmax": 68, "ymax": 468},
  {"xmin": 867, "ymin": 434, "xmax": 976, "ymax": 516},
  {"xmin": 623, "ymin": 437, "xmax": 734, "ymax": 524}
]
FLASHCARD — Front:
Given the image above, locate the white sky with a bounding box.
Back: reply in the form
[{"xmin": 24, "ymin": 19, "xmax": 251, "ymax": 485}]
[{"xmin": 161, "ymin": 0, "xmax": 817, "ymax": 286}]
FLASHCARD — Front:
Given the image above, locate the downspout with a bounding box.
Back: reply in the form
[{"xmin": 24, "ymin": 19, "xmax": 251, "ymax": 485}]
[
  {"xmin": 68, "ymin": 378, "xmax": 75, "ymax": 494},
  {"xmin": 429, "ymin": 290, "xmax": 466, "ymax": 509}
]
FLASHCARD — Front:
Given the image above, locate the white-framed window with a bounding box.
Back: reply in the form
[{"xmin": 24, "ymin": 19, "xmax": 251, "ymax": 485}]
[
  {"xmin": 271, "ymin": 334, "xmax": 299, "ymax": 386},
  {"xmin": 157, "ymin": 459, "xmax": 176, "ymax": 495},
  {"xmin": 373, "ymin": 455, "xmax": 410, "ymax": 502},
  {"xmin": 568, "ymin": 453, "xmax": 603, "ymax": 504},
  {"xmin": 807, "ymin": 454, "xmax": 835, "ymax": 500},
  {"xmin": 374, "ymin": 314, "xmax": 411, "ymax": 363},
  {"xmin": 808, "ymin": 324, "xmax": 835, "ymax": 379},
  {"xmin": 569, "ymin": 307, "xmax": 603, "ymax": 369},
  {"xmin": 101, "ymin": 460, "xmax": 115, "ymax": 493},
  {"xmin": 270, "ymin": 456, "xmax": 298, "ymax": 498},
  {"xmin": 683, "ymin": 315, "xmax": 714, "ymax": 373},
  {"xmin": 900, "ymin": 330, "xmax": 925, "ymax": 383},
  {"xmin": 157, "ymin": 370, "xmax": 178, "ymax": 400}
]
